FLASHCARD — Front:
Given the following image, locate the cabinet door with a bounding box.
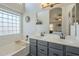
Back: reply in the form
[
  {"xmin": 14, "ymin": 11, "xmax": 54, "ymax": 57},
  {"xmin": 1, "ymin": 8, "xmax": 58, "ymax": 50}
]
[
  {"xmin": 49, "ymin": 43, "xmax": 63, "ymax": 50},
  {"xmin": 66, "ymin": 52, "xmax": 78, "ymax": 56},
  {"xmin": 30, "ymin": 46, "xmax": 36, "ymax": 56},
  {"xmin": 38, "ymin": 45, "xmax": 47, "ymax": 55},
  {"xmin": 30, "ymin": 39, "xmax": 36, "ymax": 46},
  {"xmin": 49, "ymin": 48, "xmax": 63, "ymax": 56},
  {"xmin": 38, "ymin": 40, "xmax": 47, "ymax": 46},
  {"xmin": 66, "ymin": 46, "xmax": 79, "ymax": 55}
]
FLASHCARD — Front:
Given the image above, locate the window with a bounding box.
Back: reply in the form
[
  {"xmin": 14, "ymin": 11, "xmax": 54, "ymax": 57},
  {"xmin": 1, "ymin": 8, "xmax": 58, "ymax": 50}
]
[{"xmin": 0, "ymin": 10, "xmax": 21, "ymax": 36}]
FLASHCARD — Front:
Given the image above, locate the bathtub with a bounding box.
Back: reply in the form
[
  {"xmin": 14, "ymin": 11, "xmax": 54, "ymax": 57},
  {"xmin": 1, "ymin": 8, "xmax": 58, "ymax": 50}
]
[{"xmin": 0, "ymin": 40, "xmax": 29, "ymax": 56}]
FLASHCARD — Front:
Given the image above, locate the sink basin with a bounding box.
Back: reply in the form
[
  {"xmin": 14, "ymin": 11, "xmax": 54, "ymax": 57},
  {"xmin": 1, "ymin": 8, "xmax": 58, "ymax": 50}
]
[{"xmin": 68, "ymin": 41, "xmax": 74, "ymax": 43}]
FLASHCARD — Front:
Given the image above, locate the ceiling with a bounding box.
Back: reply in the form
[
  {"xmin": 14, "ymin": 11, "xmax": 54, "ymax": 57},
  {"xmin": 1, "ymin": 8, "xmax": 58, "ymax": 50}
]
[{"xmin": 25, "ymin": 3, "xmax": 64, "ymax": 13}]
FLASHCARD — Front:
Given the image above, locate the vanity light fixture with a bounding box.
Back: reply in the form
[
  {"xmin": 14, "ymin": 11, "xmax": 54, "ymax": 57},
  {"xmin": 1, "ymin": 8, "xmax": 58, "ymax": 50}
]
[
  {"xmin": 40, "ymin": 3, "xmax": 59, "ymax": 8},
  {"xmin": 58, "ymin": 18, "xmax": 62, "ymax": 21}
]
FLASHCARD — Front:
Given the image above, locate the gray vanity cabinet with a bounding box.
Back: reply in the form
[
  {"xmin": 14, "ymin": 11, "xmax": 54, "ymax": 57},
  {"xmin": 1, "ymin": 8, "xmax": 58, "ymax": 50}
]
[
  {"xmin": 48, "ymin": 43, "xmax": 63, "ymax": 56},
  {"xmin": 30, "ymin": 38, "xmax": 79, "ymax": 56},
  {"xmin": 66, "ymin": 46, "xmax": 79, "ymax": 56},
  {"xmin": 30, "ymin": 38, "xmax": 37, "ymax": 56}
]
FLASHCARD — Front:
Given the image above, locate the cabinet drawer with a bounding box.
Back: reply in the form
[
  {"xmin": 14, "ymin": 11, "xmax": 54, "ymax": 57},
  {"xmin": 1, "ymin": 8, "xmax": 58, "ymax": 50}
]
[
  {"xmin": 66, "ymin": 46, "xmax": 79, "ymax": 55},
  {"xmin": 66, "ymin": 52, "xmax": 78, "ymax": 56},
  {"xmin": 38, "ymin": 45, "xmax": 47, "ymax": 55},
  {"xmin": 38, "ymin": 40, "xmax": 47, "ymax": 46},
  {"xmin": 38, "ymin": 52, "xmax": 47, "ymax": 56},
  {"xmin": 30, "ymin": 42, "xmax": 36, "ymax": 46},
  {"xmin": 30, "ymin": 38, "xmax": 36, "ymax": 43},
  {"xmin": 49, "ymin": 43, "xmax": 63, "ymax": 50},
  {"xmin": 30, "ymin": 46, "xmax": 36, "ymax": 56},
  {"xmin": 30, "ymin": 39, "xmax": 36, "ymax": 46},
  {"xmin": 49, "ymin": 48, "xmax": 63, "ymax": 56}
]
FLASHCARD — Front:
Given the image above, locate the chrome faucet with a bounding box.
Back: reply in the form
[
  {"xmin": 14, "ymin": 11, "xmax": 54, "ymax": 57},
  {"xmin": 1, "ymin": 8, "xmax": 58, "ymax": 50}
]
[
  {"xmin": 60, "ymin": 33, "xmax": 65, "ymax": 39},
  {"xmin": 41, "ymin": 32, "xmax": 45, "ymax": 36}
]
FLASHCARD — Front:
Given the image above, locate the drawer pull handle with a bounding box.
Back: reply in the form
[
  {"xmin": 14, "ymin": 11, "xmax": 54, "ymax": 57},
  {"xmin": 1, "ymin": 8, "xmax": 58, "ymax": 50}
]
[
  {"xmin": 40, "ymin": 49, "xmax": 44, "ymax": 51},
  {"xmin": 53, "ymin": 53, "xmax": 59, "ymax": 56}
]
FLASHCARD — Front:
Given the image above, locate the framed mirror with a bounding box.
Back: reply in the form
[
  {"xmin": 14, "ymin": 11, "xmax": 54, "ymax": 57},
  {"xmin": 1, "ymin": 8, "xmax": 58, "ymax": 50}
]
[
  {"xmin": 25, "ymin": 16, "xmax": 30, "ymax": 22},
  {"xmin": 70, "ymin": 4, "xmax": 76, "ymax": 36}
]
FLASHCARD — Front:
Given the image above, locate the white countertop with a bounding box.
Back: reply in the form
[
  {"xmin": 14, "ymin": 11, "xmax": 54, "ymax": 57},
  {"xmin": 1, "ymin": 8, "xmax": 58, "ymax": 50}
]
[
  {"xmin": 29, "ymin": 34, "xmax": 79, "ymax": 48},
  {"xmin": 0, "ymin": 40, "xmax": 29, "ymax": 56}
]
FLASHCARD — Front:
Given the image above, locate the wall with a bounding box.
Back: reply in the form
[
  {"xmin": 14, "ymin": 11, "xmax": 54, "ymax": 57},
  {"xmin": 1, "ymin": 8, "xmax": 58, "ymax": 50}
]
[
  {"xmin": 23, "ymin": 4, "xmax": 49, "ymax": 40},
  {"xmin": 62, "ymin": 4, "xmax": 75, "ymax": 36},
  {"xmin": 23, "ymin": 10, "xmax": 49, "ymax": 41},
  {"xmin": 37, "ymin": 10, "xmax": 49, "ymax": 33},
  {"xmin": 23, "ymin": 12, "xmax": 37, "ymax": 40},
  {"xmin": 0, "ymin": 3, "xmax": 24, "ymax": 47}
]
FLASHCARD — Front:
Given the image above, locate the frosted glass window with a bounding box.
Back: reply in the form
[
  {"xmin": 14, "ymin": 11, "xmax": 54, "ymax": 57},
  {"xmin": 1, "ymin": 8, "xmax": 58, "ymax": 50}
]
[
  {"xmin": 17, "ymin": 27, "xmax": 20, "ymax": 30},
  {"xmin": 9, "ymin": 15, "xmax": 13, "ymax": 19},
  {"xmin": 13, "ymin": 24, "xmax": 16, "ymax": 26},
  {"xmin": 13, "ymin": 15, "xmax": 16, "ymax": 19},
  {"xmin": 0, "ymin": 13, "xmax": 2, "ymax": 17},
  {"xmin": 17, "ymin": 17, "xmax": 20, "ymax": 20},
  {"xmin": 13, "ymin": 20, "xmax": 16, "ymax": 23},
  {"xmin": 16, "ymin": 31, "xmax": 20, "ymax": 33},
  {"xmin": 3, "ymin": 23, "xmax": 8, "ymax": 26},
  {"xmin": 8, "ymin": 19, "xmax": 12, "ymax": 23},
  {"xmin": 0, "ymin": 22, "xmax": 2, "ymax": 26},
  {"xmin": 0, "ymin": 9, "xmax": 21, "ymax": 36},
  {"xmin": 3, "ymin": 27, "xmax": 7, "ymax": 30},
  {"xmin": 0, "ymin": 11, "xmax": 3, "ymax": 13},
  {"xmin": 8, "ymin": 23, "xmax": 13, "ymax": 27},
  {"xmin": 13, "ymin": 27, "xmax": 16, "ymax": 30},
  {"xmin": 0, "ymin": 18, "xmax": 2, "ymax": 21},
  {"xmin": 3, "ymin": 14, "xmax": 8, "ymax": 18},
  {"xmin": 0, "ymin": 27, "xmax": 2, "ymax": 31},
  {"xmin": 3, "ymin": 27, "xmax": 8, "ymax": 33},
  {"xmin": 3, "ymin": 19, "xmax": 8, "ymax": 22}
]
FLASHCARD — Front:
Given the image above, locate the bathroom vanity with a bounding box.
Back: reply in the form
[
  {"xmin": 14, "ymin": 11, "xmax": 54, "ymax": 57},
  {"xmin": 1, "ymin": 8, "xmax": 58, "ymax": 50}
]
[{"xmin": 29, "ymin": 34, "xmax": 79, "ymax": 56}]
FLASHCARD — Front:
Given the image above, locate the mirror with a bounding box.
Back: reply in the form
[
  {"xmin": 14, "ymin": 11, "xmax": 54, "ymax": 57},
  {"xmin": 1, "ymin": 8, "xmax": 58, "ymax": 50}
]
[
  {"xmin": 49, "ymin": 8, "xmax": 62, "ymax": 34},
  {"xmin": 72, "ymin": 6, "xmax": 75, "ymax": 25},
  {"xmin": 70, "ymin": 3, "xmax": 79, "ymax": 36},
  {"xmin": 76, "ymin": 3, "xmax": 79, "ymax": 36},
  {"xmin": 70, "ymin": 5, "xmax": 76, "ymax": 36}
]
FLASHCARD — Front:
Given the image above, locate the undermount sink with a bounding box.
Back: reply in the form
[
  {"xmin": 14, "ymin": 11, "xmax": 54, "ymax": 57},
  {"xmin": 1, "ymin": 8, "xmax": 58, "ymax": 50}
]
[
  {"xmin": 65, "ymin": 39, "xmax": 77, "ymax": 44},
  {"xmin": 68, "ymin": 41, "xmax": 74, "ymax": 43}
]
